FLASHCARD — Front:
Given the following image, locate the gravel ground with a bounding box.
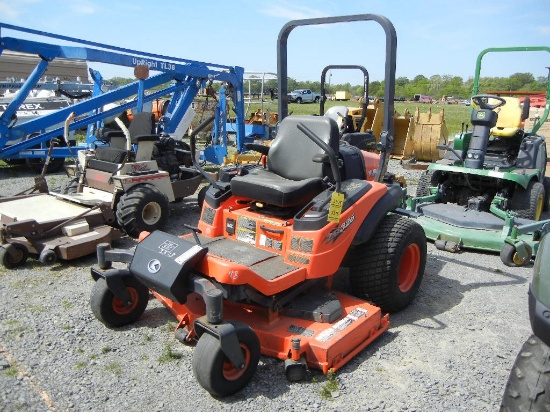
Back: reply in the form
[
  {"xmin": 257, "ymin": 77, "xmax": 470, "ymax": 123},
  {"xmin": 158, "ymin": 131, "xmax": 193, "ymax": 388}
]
[{"xmin": 0, "ymin": 160, "xmax": 546, "ymax": 411}]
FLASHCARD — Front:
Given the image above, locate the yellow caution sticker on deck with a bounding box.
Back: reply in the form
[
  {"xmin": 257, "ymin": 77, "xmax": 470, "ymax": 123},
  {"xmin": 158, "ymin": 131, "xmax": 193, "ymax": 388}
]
[{"xmin": 328, "ymin": 191, "xmax": 345, "ymax": 223}]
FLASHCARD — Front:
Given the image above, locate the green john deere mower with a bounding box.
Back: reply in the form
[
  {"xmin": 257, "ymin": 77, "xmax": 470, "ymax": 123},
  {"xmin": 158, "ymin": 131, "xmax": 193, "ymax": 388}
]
[{"xmin": 399, "ymin": 46, "xmax": 550, "ymax": 267}]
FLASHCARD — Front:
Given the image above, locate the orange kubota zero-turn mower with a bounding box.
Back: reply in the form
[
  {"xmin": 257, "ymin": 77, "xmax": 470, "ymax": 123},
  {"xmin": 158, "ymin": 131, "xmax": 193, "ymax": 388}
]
[{"xmin": 89, "ymin": 14, "xmax": 427, "ymax": 397}]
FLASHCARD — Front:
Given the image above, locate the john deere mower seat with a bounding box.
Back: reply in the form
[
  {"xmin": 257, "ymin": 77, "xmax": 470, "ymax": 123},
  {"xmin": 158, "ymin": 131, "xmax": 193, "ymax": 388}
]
[
  {"xmin": 93, "ymin": 112, "xmax": 158, "ymax": 168},
  {"xmin": 230, "ymin": 115, "xmax": 340, "ymax": 207},
  {"xmin": 491, "ymin": 97, "xmax": 529, "ymax": 137}
]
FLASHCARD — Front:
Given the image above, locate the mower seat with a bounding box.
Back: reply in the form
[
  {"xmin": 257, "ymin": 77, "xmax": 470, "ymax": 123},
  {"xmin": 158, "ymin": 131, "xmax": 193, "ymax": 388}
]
[
  {"xmin": 95, "ymin": 112, "xmax": 158, "ymax": 164},
  {"xmin": 491, "ymin": 97, "xmax": 529, "ymax": 137},
  {"xmin": 324, "ymin": 106, "xmax": 349, "ymax": 136},
  {"xmin": 230, "ymin": 116, "xmax": 340, "ymax": 207}
]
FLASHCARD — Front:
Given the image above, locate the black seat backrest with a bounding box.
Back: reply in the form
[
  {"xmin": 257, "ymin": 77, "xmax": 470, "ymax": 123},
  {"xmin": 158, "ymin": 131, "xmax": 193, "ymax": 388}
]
[
  {"xmin": 94, "ymin": 111, "xmax": 156, "ymax": 164},
  {"xmin": 129, "ymin": 112, "xmax": 156, "ymax": 144},
  {"xmin": 267, "ymin": 115, "xmax": 340, "ymax": 181}
]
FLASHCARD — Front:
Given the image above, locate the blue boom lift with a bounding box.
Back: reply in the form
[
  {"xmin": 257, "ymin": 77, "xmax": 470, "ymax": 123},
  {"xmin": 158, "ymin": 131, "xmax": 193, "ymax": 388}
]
[{"xmin": 0, "ymin": 22, "xmax": 246, "ymax": 166}]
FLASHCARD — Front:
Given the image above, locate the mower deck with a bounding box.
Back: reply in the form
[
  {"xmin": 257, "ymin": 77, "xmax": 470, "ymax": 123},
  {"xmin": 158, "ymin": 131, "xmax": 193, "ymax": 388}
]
[
  {"xmin": 0, "ymin": 193, "xmax": 98, "ymax": 222},
  {"xmin": 156, "ymin": 290, "xmax": 389, "ymax": 374},
  {"xmin": 399, "ymin": 202, "xmax": 546, "ymax": 255},
  {"xmin": 0, "ymin": 193, "xmax": 121, "ymax": 265}
]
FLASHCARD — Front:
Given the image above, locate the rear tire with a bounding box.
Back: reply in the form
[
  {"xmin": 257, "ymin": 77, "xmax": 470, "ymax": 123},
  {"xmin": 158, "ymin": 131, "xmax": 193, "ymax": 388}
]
[
  {"xmin": 115, "ymin": 184, "xmax": 169, "ymax": 238},
  {"xmin": 348, "ymin": 214, "xmax": 426, "ymax": 313},
  {"xmin": 61, "ymin": 178, "xmax": 79, "ymax": 194},
  {"xmin": 501, "ymin": 335, "xmax": 550, "ymax": 411},
  {"xmin": 510, "ymin": 180, "xmax": 545, "ymax": 220},
  {"xmin": 90, "ymin": 277, "xmax": 149, "ymax": 328},
  {"xmin": 415, "ymin": 170, "xmax": 443, "ymax": 197},
  {"xmin": 543, "ymin": 177, "xmax": 550, "ymax": 212},
  {"xmin": 197, "ymin": 185, "xmax": 209, "ymax": 209}
]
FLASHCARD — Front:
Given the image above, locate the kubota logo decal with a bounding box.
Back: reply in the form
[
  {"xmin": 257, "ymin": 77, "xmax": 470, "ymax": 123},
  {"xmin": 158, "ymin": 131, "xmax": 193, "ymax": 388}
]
[{"xmin": 325, "ymin": 214, "xmax": 355, "ymax": 244}]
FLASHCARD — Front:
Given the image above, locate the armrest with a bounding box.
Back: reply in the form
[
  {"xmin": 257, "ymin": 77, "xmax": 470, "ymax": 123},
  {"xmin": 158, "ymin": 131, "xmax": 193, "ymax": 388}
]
[
  {"xmin": 97, "ymin": 128, "xmax": 125, "ymax": 142},
  {"xmin": 342, "ymin": 132, "xmax": 377, "ymax": 150},
  {"xmin": 132, "ymin": 134, "xmax": 161, "ymax": 143},
  {"xmin": 312, "ymin": 153, "xmax": 330, "ymax": 163}
]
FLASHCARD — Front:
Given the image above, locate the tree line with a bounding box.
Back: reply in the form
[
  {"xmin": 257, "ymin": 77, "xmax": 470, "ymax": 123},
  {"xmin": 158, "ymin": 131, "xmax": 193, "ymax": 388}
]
[{"xmin": 107, "ymin": 72, "xmax": 548, "ymax": 100}]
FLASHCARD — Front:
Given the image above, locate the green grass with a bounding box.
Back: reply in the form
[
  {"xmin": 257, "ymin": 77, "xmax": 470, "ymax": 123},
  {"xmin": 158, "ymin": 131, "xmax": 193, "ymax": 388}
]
[
  {"xmin": 105, "ymin": 362, "xmax": 122, "ymax": 376},
  {"xmin": 4, "ymin": 366, "xmax": 18, "ymax": 378},
  {"xmin": 75, "ymin": 361, "xmax": 87, "ymax": 370},
  {"xmin": 158, "ymin": 344, "xmax": 183, "ymax": 363},
  {"xmin": 245, "ymin": 100, "xmax": 471, "ymax": 137},
  {"xmin": 319, "ymin": 369, "xmax": 340, "ymax": 399}
]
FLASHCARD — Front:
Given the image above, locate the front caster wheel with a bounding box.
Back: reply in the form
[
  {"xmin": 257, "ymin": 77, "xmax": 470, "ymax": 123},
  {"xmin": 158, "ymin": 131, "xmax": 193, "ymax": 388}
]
[
  {"xmin": 90, "ymin": 277, "xmax": 149, "ymax": 327},
  {"xmin": 500, "ymin": 242, "xmax": 533, "ymax": 267},
  {"xmin": 192, "ymin": 321, "xmax": 260, "ymax": 397},
  {"xmin": 0, "ymin": 243, "xmax": 29, "ymax": 269}
]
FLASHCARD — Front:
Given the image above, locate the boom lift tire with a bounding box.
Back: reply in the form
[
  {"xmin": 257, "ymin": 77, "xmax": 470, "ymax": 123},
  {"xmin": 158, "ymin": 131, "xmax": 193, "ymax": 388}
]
[
  {"xmin": 24, "ymin": 134, "xmax": 65, "ymax": 174},
  {"xmin": 501, "ymin": 334, "xmax": 550, "ymax": 411},
  {"xmin": 192, "ymin": 320, "xmax": 260, "ymax": 398},
  {"xmin": 510, "ymin": 180, "xmax": 545, "ymax": 221},
  {"xmin": 90, "ymin": 277, "xmax": 149, "ymax": 328},
  {"xmin": 26, "ymin": 157, "xmax": 65, "ymax": 174},
  {"xmin": 348, "ymin": 214, "xmax": 426, "ymax": 313},
  {"xmin": 0, "ymin": 243, "xmax": 29, "ymax": 269},
  {"xmin": 115, "ymin": 184, "xmax": 169, "ymax": 238}
]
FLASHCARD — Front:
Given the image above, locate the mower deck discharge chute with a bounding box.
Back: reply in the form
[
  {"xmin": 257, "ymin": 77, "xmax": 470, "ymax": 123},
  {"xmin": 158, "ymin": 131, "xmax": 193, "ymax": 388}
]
[
  {"xmin": 399, "ymin": 47, "xmax": 550, "ymax": 267},
  {"xmin": 89, "ymin": 14, "xmax": 427, "ymax": 397}
]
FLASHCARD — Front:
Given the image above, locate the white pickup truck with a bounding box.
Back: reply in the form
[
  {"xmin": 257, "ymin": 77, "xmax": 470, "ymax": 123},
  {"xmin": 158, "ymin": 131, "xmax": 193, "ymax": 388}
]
[{"xmin": 287, "ymin": 89, "xmax": 321, "ymax": 104}]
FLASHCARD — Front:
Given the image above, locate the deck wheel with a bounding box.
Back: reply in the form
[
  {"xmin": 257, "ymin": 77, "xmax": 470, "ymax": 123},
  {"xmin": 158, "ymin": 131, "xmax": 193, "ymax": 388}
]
[
  {"xmin": 90, "ymin": 277, "xmax": 149, "ymax": 327},
  {"xmin": 0, "ymin": 243, "xmax": 29, "ymax": 269},
  {"xmin": 192, "ymin": 321, "xmax": 260, "ymax": 397},
  {"xmin": 500, "ymin": 242, "xmax": 532, "ymax": 267}
]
